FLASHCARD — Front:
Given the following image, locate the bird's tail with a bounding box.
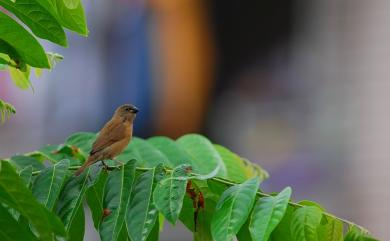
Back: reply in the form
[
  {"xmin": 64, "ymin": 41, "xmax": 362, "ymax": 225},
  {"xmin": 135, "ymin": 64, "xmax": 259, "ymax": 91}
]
[{"xmin": 75, "ymin": 156, "xmax": 95, "ymax": 176}]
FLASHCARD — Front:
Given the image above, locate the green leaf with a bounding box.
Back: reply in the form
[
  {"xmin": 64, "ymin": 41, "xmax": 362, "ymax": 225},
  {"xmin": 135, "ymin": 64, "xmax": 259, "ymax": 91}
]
[
  {"xmin": 37, "ymin": 144, "xmax": 85, "ymax": 165},
  {"xmin": 211, "ymin": 177, "xmax": 260, "ymax": 241},
  {"xmin": 147, "ymin": 136, "xmax": 194, "ymax": 168},
  {"xmin": 10, "ymin": 155, "xmax": 45, "ymax": 171},
  {"xmin": 65, "ymin": 131, "xmax": 96, "ymax": 156},
  {"xmin": 9, "ymin": 66, "xmax": 31, "ymax": 90},
  {"xmin": 0, "ymin": 161, "xmax": 66, "ymax": 240},
  {"xmin": 317, "ymin": 216, "xmax": 343, "ymax": 241},
  {"xmin": 290, "ymin": 206, "xmax": 323, "ymax": 241},
  {"xmin": 55, "ymin": 166, "xmax": 90, "ymax": 231},
  {"xmin": 19, "ymin": 165, "xmax": 33, "ymax": 187},
  {"xmin": 68, "ymin": 205, "xmax": 85, "ymax": 241},
  {"xmin": 271, "ymin": 205, "xmax": 296, "ymax": 240},
  {"xmin": 177, "ymin": 134, "xmax": 227, "ymax": 177},
  {"xmin": 237, "ymin": 219, "xmax": 254, "ymax": 241},
  {"xmin": 63, "ymin": 0, "xmax": 80, "ymax": 9},
  {"xmin": 119, "ymin": 137, "xmax": 169, "ymax": 167},
  {"xmin": 0, "ymin": 0, "xmax": 67, "ymax": 46},
  {"xmin": 249, "ymin": 187, "xmax": 292, "ymax": 241},
  {"xmin": 86, "ymin": 169, "xmax": 109, "ymax": 230},
  {"xmin": 0, "ymin": 204, "xmax": 38, "ymax": 241},
  {"xmin": 53, "ymin": 0, "xmax": 88, "ymax": 35},
  {"xmin": 46, "ymin": 52, "xmax": 64, "ymax": 68},
  {"xmin": 344, "ymin": 226, "xmax": 379, "ymax": 241},
  {"xmin": 153, "ymin": 164, "xmax": 190, "ymax": 224},
  {"xmin": 146, "ymin": 214, "xmax": 160, "ymax": 241},
  {"xmin": 0, "ymin": 12, "xmax": 49, "ymax": 68},
  {"xmin": 99, "ymin": 160, "xmax": 136, "ymax": 241},
  {"xmin": 195, "ymin": 197, "xmax": 217, "ymax": 241},
  {"xmin": 32, "ymin": 159, "xmax": 70, "ymax": 210},
  {"xmin": 126, "ymin": 168, "xmax": 160, "ymax": 241},
  {"xmin": 0, "ymin": 99, "xmax": 16, "ymax": 123},
  {"xmin": 213, "ymin": 144, "xmax": 252, "ymax": 183}
]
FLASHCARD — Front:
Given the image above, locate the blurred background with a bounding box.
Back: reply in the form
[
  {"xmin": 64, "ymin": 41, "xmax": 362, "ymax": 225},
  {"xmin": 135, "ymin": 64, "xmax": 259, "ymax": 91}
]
[{"xmin": 1, "ymin": 0, "xmax": 390, "ymax": 240}]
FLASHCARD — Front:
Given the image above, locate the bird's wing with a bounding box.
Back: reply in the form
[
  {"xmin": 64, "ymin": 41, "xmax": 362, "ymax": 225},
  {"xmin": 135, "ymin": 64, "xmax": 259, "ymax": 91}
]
[{"xmin": 90, "ymin": 120, "xmax": 126, "ymax": 155}]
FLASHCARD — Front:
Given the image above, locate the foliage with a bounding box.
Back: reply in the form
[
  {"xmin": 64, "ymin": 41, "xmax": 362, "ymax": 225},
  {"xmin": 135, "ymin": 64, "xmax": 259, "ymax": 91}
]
[
  {"xmin": 0, "ymin": 132, "xmax": 378, "ymax": 241},
  {"xmin": 0, "ymin": 0, "xmax": 87, "ymax": 120}
]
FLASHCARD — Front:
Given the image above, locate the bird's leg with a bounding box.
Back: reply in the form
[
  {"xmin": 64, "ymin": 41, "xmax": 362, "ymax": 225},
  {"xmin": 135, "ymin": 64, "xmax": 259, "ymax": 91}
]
[
  {"xmin": 113, "ymin": 159, "xmax": 123, "ymax": 169},
  {"xmin": 101, "ymin": 160, "xmax": 109, "ymax": 171}
]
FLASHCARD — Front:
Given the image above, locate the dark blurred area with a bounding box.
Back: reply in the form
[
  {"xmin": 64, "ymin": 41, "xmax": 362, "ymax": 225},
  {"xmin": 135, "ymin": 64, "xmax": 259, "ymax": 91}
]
[{"xmin": 1, "ymin": 0, "xmax": 390, "ymax": 240}]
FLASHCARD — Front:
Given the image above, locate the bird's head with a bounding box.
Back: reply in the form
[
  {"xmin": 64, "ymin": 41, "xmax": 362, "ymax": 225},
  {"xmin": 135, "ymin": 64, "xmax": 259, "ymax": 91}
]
[{"xmin": 115, "ymin": 104, "xmax": 139, "ymax": 122}]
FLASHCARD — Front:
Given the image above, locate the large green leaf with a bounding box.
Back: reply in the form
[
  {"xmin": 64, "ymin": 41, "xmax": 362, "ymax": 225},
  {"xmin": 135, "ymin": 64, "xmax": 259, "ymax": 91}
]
[
  {"xmin": 0, "ymin": 12, "xmax": 49, "ymax": 68},
  {"xmin": 290, "ymin": 206, "xmax": 323, "ymax": 241},
  {"xmin": 317, "ymin": 216, "xmax": 343, "ymax": 241},
  {"xmin": 126, "ymin": 168, "xmax": 159, "ymax": 241},
  {"xmin": 153, "ymin": 164, "xmax": 190, "ymax": 224},
  {"xmin": 65, "ymin": 132, "xmax": 96, "ymax": 156},
  {"xmin": 147, "ymin": 136, "xmax": 194, "ymax": 168},
  {"xmin": 0, "ymin": 161, "xmax": 66, "ymax": 240},
  {"xmin": 32, "ymin": 159, "xmax": 70, "ymax": 210},
  {"xmin": 0, "ymin": 0, "xmax": 67, "ymax": 46},
  {"xmin": 99, "ymin": 160, "xmax": 136, "ymax": 241},
  {"xmin": 86, "ymin": 169, "xmax": 109, "ymax": 230},
  {"xmin": 10, "ymin": 155, "xmax": 45, "ymax": 171},
  {"xmin": 176, "ymin": 134, "xmax": 227, "ymax": 177},
  {"xmin": 118, "ymin": 137, "xmax": 169, "ymax": 167},
  {"xmin": 55, "ymin": 166, "xmax": 90, "ymax": 232},
  {"xmin": 249, "ymin": 187, "xmax": 292, "ymax": 241},
  {"xmin": 0, "ymin": 204, "xmax": 38, "ymax": 241},
  {"xmin": 36, "ymin": 144, "xmax": 85, "ymax": 165},
  {"xmin": 211, "ymin": 177, "xmax": 260, "ymax": 241}
]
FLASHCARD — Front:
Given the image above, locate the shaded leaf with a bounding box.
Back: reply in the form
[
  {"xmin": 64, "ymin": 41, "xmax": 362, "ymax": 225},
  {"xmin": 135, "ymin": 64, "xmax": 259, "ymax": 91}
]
[
  {"xmin": 119, "ymin": 137, "xmax": 169, "ymax": 167},
  {"xmin": 86, "ymin": 169, "xmax": 109, "ymax": 230},
  {"xmin": 249, "ymin": 187, "xmax": 292, "ymax": 241},
  {"xmin": 32, "ymin": 159, "xmax": 70, "ymax": 210},
  {"xmin": 317, "ymin": 216, "xmax": 343, "ymax": 241},
  {"xmin": 19, "ymin": 165, "xmax": 33, "ymax": 187},
  {"xmin": 126, "ymin": 168, "xmax": 160, "ymax": 241},
  {"xmin": 0, "ymin": 0, "xmax": 67, "ymax": 46},
  {"xmin": 68, "ymin": 205, "xmax": 85, "ymax": 241},
  {"xmin": 177, "ymin": 134, "xmax": 227, "ymax": 177},
  {"xmin": 0, "ymin": 204, "xmax": 38, "ymax": 241},
  {"xmin": 291, "ymin": 206, "xmax": 323, "ymax": 241},
  {"xmin": 99, "ymin": 160, "xmax": 136, "ymax": 241},
  {"xmin": 153, "ymin": 164, "xmax": 190, "ymax": 224},
  {"xmin": 148, "ymin": 136, "xmax": 194, "ymax": 168},
  {"xmin": 10, "ymin": 155, "xmax": 45, "ymax": 171},
  {"xmin": 0, "ymin": 12, "xmax": 49, "ymax": 68},
  {"xmin": 0, "ymin": 161, "xmax": 66, "ymax": 240},
  {"xmin": 65, "ymin": 131, "xmax": 96, "ymax": 156},
  {"xmin": 55, "ymin": 166, "xmax": 90, "ymax": 232},
  {"xmin": 211, "ymin": 177, "xmax": 260, "ymax": 241}
]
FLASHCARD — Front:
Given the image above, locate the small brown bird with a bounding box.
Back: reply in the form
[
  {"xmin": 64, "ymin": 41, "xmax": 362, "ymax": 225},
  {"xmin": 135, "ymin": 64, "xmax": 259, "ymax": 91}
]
[{"xmin": 75, "ymin": 104, "xmax": 138, "ymax": 176}]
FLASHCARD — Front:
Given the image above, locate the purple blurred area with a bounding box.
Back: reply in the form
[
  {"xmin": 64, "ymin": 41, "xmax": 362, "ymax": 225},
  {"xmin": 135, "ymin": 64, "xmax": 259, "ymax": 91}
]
[{"xmin": 1, "ymin": 0, "xmax": 390, "ymax": 240}]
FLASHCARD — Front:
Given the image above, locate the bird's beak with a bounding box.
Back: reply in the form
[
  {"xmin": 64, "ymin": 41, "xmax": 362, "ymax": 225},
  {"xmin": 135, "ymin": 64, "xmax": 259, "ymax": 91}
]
[{"xmin": 130, "ymin": 106, "xmax": 139, "ymax": 113}]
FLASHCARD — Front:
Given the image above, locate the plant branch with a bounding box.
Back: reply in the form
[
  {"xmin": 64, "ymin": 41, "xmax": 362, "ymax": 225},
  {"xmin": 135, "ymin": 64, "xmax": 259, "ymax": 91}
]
[{"xmin": 30, "ymin": 164, "xmax": 368, "ymax": 233}]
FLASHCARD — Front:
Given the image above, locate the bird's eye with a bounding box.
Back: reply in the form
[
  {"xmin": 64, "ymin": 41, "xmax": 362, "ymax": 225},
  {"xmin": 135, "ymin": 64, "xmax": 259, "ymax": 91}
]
[{"xmin": 125, "ymin": 107, "xmax": 131, "ymax": 112}]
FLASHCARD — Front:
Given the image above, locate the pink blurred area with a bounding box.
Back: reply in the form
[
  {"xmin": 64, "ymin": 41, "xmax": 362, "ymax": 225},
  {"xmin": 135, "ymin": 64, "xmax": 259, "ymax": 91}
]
[{"xmin": 1, "ymin": 0, "xmax": 390, "ymax": 240}]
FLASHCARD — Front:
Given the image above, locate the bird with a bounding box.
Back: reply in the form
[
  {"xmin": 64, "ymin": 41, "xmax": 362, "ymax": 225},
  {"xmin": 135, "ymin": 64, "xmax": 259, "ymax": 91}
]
[{"xmin": 74, "ymin": 104, "xmax": 138, "ymax": 176}]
